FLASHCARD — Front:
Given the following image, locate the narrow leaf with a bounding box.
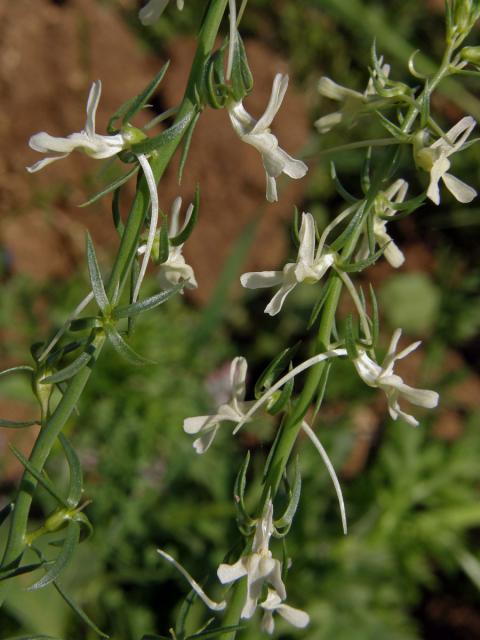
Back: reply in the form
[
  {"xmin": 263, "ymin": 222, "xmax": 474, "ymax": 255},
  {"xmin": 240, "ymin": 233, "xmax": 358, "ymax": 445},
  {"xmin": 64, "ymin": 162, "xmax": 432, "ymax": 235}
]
[
  {"xmin": 312, "ymin": 361, "xmax": 332, "ymax": 421},
  {"xmin": 188, "ymin": 625, "xmax": 246, "ymax": 639},
  {"xmin": 254, "ymin": 343, "xmax": 300, "ymax": 399},
  {"xmin": 330, "ymin": 202, "xmax": 366, "ymax": 251},
  {"xmin": 79, "ymin": 165, "xmax": 139, "ymax": 208},
  {"xmin": 0, "ymin": 418, "xmax": 37, "ymax": 428},
  {"xmin": 157, "ymin": 215, "xmax": 171, "ymax": 264},
  {"xmin": 9, "ymin": 446, "xmax": 69, "ymax": 508},
  {"xmin": 369, "ymin": 283, "xmax": 379, "ymax": 346},
  {"xmin": 105, "ymin": 325, "xmax": 155, "ymax": 365},
  {"xmin": 308, "ymin": 279, "xmax": 334, "ymax": 330},
  {"xmin": 130, "ymin": 113, "xmax": 193, "ymax": 155},
  {"xmin": 175, "ymin": 588, "xmax": 197, "ymax": 639},
  {"xmin": 41, "ymin": 346, "xmax": 96, "ymax": 385},
  {"xmin": 0, "ymin": 561, "xmax": 49, "ymax": 582},
  {"xmin": 28, "ymin": 520, "xmax": 80, "ymax": 590},
  {"xmin": 330, "ymin": 162, "xmax": 358, "ymax": 204},
  {"xmin": 122, "ymin": 61, "xmax": 170, "ymax": 125},
  {"xmin": 59, "ymin": 434, "xmax": 82, "ymax": 508},
  {"xmin": 54, "ymin": 580, "xmax": 109, "ymax": 638},
  {"xmin": 178, "ymin": 111, "xmax": 201, "ymax": 184},
  {"xmin": 112, "ymin": 188, "xmax": 125, "ymax": 237},
  {"xmin": 267, "ymin": 373, "xmax": 294, "ymax": 416},
  {"xmin": 0, "ymin": 502, "xmax": 13, "ymax": 528},
  {"xmin": 0, "ymin": 365, "xmax": 33, "ymax": 379},
  {"xmin": 86, "ymin": 233, "xmax": 109, "ymax": 312},
  {"xmin": 340, "ymin": 246, "xmax": 384, "ymax": 272},
  {"xmin": 275, "ymin": 458, "xmax": 301, "ymax": 529},
  {"xmin": 113, "ymin": 284, "xmax": 184, "ymax": 320}
]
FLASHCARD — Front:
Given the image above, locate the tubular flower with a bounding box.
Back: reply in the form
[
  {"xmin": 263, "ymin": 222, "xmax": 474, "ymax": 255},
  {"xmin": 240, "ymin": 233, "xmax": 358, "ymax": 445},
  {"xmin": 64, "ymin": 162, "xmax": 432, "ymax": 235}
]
[
  {"xmin": 139, "ymin": 0, "xmax": 184, "ymax": 25},
  {"xmin": 241, "ymin": 212, "xmax": 335, "ymax": 316},
  {"xmin": 217, "ymin": 501, "xmax": 286, "ymax": 619},
  {"xmin": 260, "ymin": 589, "xmax": 310, "ymax": 635},
  {"xmin": 183, "ymin": 357, "xmax": 253, "ymax": 453},
  {"xmin": 228, "ymin": 73, "xmax": 308, "ymax": 202},
  {"xmin": 357, "ymin": 179, "xmax": 408, "ymax": 268},
  {"xmin": 415, "ymin": 116, "xmax": 477, "ymax": 205},
  {"xmin": 353, "ymin": 329, "xmax": 439, "ymax": 427},
  {"xmin": 27, "ymin": 81, "xmax": 126, "ymax": 173}
]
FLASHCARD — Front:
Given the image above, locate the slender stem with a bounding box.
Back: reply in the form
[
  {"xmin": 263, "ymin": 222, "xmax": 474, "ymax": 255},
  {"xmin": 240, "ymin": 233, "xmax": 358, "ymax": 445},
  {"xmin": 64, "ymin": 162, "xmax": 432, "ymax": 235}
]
[{"xmin": 0, "ymin": 0, "xmax": 229, "ymax": 597}]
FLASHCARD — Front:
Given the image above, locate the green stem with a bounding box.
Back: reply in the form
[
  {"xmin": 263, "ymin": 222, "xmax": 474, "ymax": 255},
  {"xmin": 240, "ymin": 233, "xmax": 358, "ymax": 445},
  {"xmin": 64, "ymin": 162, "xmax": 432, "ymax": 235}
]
[{"xmin": 0, "ymin": 0, "xmax": 228, "ymax": 600}]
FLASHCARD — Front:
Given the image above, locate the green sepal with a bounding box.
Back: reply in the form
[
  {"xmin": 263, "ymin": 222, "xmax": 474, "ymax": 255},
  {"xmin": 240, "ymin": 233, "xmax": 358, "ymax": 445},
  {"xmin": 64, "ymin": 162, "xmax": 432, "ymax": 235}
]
[
  {"xmin": 307, "ymin": 278, "xmax": 334, "ymax": 330},
  {"xmin": 28, "ymin": 520, "xmax": 80, "ymax": 590},
  {"xmin": 112, "ymin": 283, "xmax": 184, "ymax": 319},
  {"xmin": 112, "ymin": 188, "xmax": 125, "ymax": 238},
  {"xmin": 0, "ymin": 418, "xmax": 37, "ymax": 428},
  {"xmin": 344, "ymin": 315, "xmax": 359, "ymax": 359},
  {"xmin": 267, "ymin": 370, "xmax": 294, "ymax": 415},
  {"xmin": 206, "ymin": 50, "xmax": 228, "ymax": 108},
  {"xmin": 0, "ymin": 502, "xmax": 13, "ymax": 528},
  {"xmin": 170, "ymin": 186, "xmax": 200, "ymax": 246},
  {"xmin": 130, "ymin": 113, "xmax": 193, "ymax": 155},
  {"xmin": 339, "ymin": 246, "xmax": 385, "ymax": 272},
  {"xmin": 178, "ymin": 111, "xmax": 201, "ymax": 184},
  {"xmin": 274, "ymin": 457, "xmax": 301, "ymax": 534},
  {"xmin": 41, "ymin": 345, "xmax": 97, "ymax": 385},
  {"xmin": 86, "ymin": 233, "xmax": 109, "ymax": 313},
  {"xmin": 73, "ymin": 511, "xmax": 94, "ymax": 542},
  {"xmin": 230, "ymin": 31, "xmax": 254, "ymax": 101},
  {"xmin": 331, "ymin": 162, "xmax": 358, "ymax": 204},
  {"xmin": 59, "ymin": 434, "xmax": 83, "ymax": 508},
  {"xmin": 254, "ymin": 343, "xmax": 300, "ymax": 399},
  {"xmin": 53, "ymin": 580, "xmax": 109, "ymax": 638},
  {"xmin": 79, "ymin": 165, "xmax": 139, "ymax": 208},
  {"xmin": 9, "ymin": 445, "xmax": 69, "ymax": 509},
  {"xmin": 104, "ymin": 324, "xmax": 155, "ymax": 365},
  {"xmin": 187, "ymin": 625, "xmax": 246, "ymax": 640},
  {"xmin": 291, "ymin": 206, "xmax": 300, "ymax": 249},
  {"xmin": 122, "ymin": 61, "xmax": 170, "ymax": 127}
]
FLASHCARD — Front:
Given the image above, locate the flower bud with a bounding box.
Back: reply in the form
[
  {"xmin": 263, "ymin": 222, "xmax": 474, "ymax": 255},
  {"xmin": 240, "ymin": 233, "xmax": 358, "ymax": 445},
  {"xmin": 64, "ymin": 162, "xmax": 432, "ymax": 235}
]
[
  {"xmin": 460, "ymin": 45, "xmax": 480, "ymax": 65},
  {"xmin": 412, "ymin": 129, "xmax": 435, "ymax": 172}
]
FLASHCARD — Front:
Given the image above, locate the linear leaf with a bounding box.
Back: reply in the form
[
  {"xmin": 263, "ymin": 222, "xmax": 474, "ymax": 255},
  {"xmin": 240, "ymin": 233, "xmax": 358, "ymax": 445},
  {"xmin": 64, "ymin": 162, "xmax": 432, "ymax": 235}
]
[
  {"xmin": 59, "ymin": 434, "xmax": 82, "ymax": 508},
  {"xmin": 79, "ymin": 165, "xmax": 139, "ymax": 208},
  {"xmin": 9, "ymin": 446, "xmax": 69, "ymax": 508},
  {"xmin": 113, "ymin": 283, "xmax": 183, "ymax": 319},
  {"xmin": 187, "ymin": 625, "xmax": 246, "ymax": 639},
  {"xmin": 130, "ymin": 113, "xmax": 193, "ymax": 155},
  {"xmin": 0, "ymin": 561, "xmax": 49, "ymax": 582},
  {"xmin": 28, "ymin": 520, "xmax": 80, "ymax": 590},
  {"xmin": 105, "ymin": 325, "xmax": 155, "ymax": 365},
  {"xmin": 0, "ymin": 365, "xmax": 33, "ymax": 379},
  {"xmin": 41, "ymin": 346, "xmax": 96, "ymax": 385},
  {"xmin": 0, "ymin": 418, "xmax": 37, "ymax": 428},
  {"xmin": 178, "ymin": 111, "xmax": 200, "ymax": 184},
  {"xmin": 255, "ymin": 343, "xmax": 300, "ymax": 399},
  {"xmin": 53, "ymin": 580, "xmax": 109, "ymax": 638},
  {"xmin": 339, "ymin": 246, "xmax": 385, "ymax": 272},
  {"xmin": 330, "ymin": 202, "xmax": 366, "ymax": 251},
  {"xmin": 123, "ymin": 61, "xmax": 170, "ymax": 125},
  {"xmin": 275, "ymin": 457, "xmax": 301, "ymax": 530},
  {"xmin": 0, "ymin": 502, "xmax": 13, "ymax": 528},
  {"xmin": 112, "ymin": 188, "xmax": 125, "ymax": 238},
  {"xmin": 86, "ymin": 233, "xmax": 109, "ymax": 312}
]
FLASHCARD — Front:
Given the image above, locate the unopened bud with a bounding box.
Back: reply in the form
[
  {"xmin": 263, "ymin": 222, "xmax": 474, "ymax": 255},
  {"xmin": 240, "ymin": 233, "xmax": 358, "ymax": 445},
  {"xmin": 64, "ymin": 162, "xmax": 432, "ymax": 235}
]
[{"xmin": 460, "ymin": 45, "xmax": 480, "ymax": 65}]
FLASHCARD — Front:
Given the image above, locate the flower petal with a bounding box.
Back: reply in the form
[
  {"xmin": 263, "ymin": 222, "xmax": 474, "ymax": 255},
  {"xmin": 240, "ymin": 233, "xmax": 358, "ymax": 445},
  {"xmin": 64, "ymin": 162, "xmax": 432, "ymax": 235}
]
[
  {"xmin": 251, "ymin": 74, "xmax": 289, "ymax": 134},
  {"xmin": 29, "ymin": 132, "xmax": 78, "ymax": 154},
  {"xmin": 442, "ymin": 172, "xmax": 477, "ymax": 203},
  {"xmin": 85, "ymin": 80, "xmax": 102, "ymax": 137},
  {"xmin": 183, "ymin": 414, "xmax": 220, "ymax": 434},
  {"xmin": 277, "ymin": 603, "xmax": 310, "ymax": 628},
  {"xmin": 298, "ymin": 213, "xmax": 316, "ymax": 267},
  {"xmin": 240, "ymin": 271, "xmax": 284, "ymax": 289},
  {"xmin": 427, "ymin": 156, "xmax": 451, "ymax": 205},
  {"xmin": 217, "ymin": 558, "xmax": 248, "ymax": 584},
  {"xmin": 230, "ymin": 357, "xmax": 248, "ymax": 402},
  {"xmin": 264, "ymin": 282, "xmax": 297, "ymax": 316},
  {"xmin": 26, "ymin": 153, "xmax": 70, "ymax": 173},
  {"xmin": 139, "ymin": 0, "xmax": 170, "ymax": 25}
]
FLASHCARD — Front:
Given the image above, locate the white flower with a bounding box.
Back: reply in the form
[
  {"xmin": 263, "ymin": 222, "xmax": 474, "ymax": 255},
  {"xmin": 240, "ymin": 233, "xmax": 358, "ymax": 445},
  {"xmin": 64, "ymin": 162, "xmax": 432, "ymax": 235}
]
[
  {"xmin": 139, "ymin": 0, "xmax": 184, "ymax": 25},
  {"xmin": 217, "ymin": 501, "xmax": 286, "ymax": 619},
  {"xmin": 241, "ymin": 212, "xmax": 335, "ymax": 316},
  {"xmin": 416, "ymin": 116, "xmax": 477, "ymax": 205},
  {"xmin": 27, "ymin": 81, "xmax": 126, "ymax": 173},
  {"xmin": 228, "ymin": 73, "xmax": 308, "ymax": 202},
  {"xmin": 353, "ymin": 329, "xmax": 439, "ymax": 427},
  {"xmin": 183, "ymin": 357, "xmax": 253, "ymax": 453},
  {"xmin": 260, "ymin": 589, "xmax": 310, "ymax": 635},
  {"xmin": 138, "ymin": 196, "xmax": 197, "ymax": 292},
  {"xmin": 316, "ymin": 61, "xmax": 390, "ymax": 133},
  {"xmin": 357, "ymin": 179, "xmax": 408, "ymax": 268}
]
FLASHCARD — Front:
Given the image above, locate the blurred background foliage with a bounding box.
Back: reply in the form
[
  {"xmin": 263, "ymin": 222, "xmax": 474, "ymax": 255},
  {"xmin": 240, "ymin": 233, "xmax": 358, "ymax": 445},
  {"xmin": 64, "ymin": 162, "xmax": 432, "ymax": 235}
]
[{"xmin": 1, "ymin": 0, "xmax": 480, "ymax": 638}]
